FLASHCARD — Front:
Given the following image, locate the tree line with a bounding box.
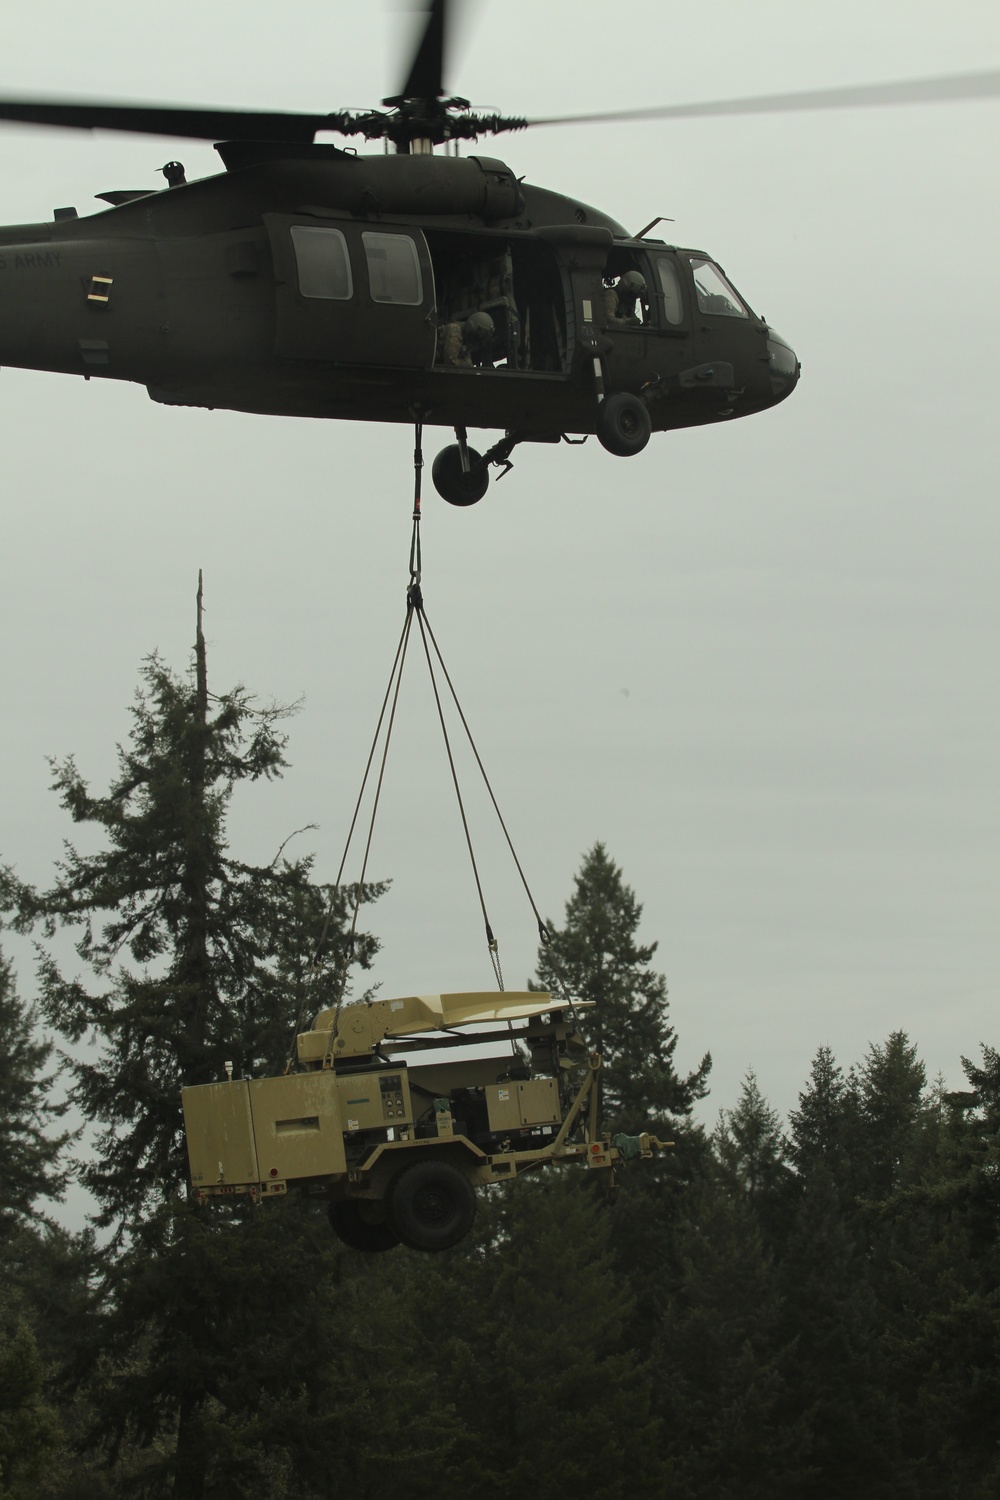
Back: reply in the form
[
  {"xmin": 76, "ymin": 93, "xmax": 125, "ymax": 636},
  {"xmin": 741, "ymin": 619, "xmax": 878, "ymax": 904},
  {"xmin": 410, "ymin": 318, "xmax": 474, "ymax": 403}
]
[{"xmin": 0, "ymin": 628, "xmax": 997, "ymax": 1498}]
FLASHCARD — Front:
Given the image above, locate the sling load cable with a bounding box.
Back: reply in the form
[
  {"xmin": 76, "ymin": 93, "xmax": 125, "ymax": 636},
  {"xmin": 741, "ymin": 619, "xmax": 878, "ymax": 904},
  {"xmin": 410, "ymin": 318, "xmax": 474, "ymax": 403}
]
[
  {"xmin": 408, "ymin": 582, "xmax": 587, "ymax": 1038},
  {"xmin": 400, "ymin": 429, "xmax": 590, "ymax": 1038},
  {"xmin": 398, "ymin": 422, "xmax": 506, "ymax": 990},
  {"xmin": 283, "ymin": 440, "xmax": 424, "ymax": 1072},
  {"xmin": 283, "ymin": 422, "xmax": 479, "ymax": 1063},
  {"xmin": 405, "ymin": 520, "xmax": 587, "ymax": 1040},
  {"xmin": 285, "ymin": 422, "xmax": 585, "ymax": 1069},
  {"xmin": 330, "ymin": 420, "xmax": 506, "ymax": 1043},
  {"xmin": 410, "ymin": 598, "xmax": 582, "ymax": 1013},
  {"xmin": 399, "ymin": 468, "xmax": 589, "ymax": 1038}
]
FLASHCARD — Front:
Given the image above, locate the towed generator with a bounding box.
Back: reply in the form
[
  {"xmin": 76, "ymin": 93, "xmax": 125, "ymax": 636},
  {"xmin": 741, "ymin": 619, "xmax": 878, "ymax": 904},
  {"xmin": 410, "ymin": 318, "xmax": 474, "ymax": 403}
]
[{"xmin": 181, "ymin": 989, "xmax": 669, "ymax": 1252}]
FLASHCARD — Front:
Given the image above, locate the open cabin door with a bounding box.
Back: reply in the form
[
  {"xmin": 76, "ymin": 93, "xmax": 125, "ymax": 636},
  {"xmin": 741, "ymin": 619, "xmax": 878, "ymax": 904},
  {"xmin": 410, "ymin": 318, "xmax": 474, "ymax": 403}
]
[{"xmin": 265, "ymin": 215, "xmax": 436, "ymax": 368}]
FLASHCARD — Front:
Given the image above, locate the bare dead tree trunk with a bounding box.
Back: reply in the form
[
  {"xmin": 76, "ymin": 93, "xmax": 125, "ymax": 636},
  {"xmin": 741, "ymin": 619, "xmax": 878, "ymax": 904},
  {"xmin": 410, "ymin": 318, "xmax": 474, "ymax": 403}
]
[{"xmin": 181, "ymin": 569, "xmax": 212, "ymax": 1068}]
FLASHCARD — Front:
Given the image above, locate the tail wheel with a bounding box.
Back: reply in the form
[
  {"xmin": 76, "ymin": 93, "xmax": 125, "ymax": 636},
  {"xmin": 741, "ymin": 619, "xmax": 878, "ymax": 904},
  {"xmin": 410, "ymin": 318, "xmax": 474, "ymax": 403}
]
[
  {"xmin": 596, "ymin": 393, "xmax": 652, "ymax": 457},
  {"xmin": 431, "ymin": 444, "xmax": 490, "ymax": 506},
  {"xmin": 328, "ymin": 1198, "xmax": 400, "ymax": 1253},
  {"xmin": 388, "ymin": 1159, "xmax": 477, "ymax": 1252}
]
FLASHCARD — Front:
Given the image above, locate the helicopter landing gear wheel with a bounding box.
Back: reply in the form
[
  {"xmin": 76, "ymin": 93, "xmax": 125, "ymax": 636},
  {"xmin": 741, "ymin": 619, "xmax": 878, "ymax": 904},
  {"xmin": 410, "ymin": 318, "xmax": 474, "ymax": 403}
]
[
  {"xmin": 596, "ymin": 393, "xmax": 652, "ymax": 457},
  {"xmin": 431, "ymin": 444, "xmax": 490, "ymax": 506}
]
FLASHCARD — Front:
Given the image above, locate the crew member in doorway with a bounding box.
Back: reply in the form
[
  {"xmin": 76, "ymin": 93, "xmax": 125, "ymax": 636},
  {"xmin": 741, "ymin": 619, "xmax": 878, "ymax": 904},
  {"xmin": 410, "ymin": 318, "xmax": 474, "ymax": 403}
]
[
  {"xmin": 603, "ymin": 270, "xmax": 647, "ymax": 325},
  {"xmin": 437, "ymin": 311, "xmax": 497, "ymax": 368}
]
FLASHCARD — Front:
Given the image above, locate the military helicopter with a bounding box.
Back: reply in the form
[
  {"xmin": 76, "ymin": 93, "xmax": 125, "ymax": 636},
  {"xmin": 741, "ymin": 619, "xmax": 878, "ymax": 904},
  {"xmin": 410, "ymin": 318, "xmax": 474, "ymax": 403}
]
[{"xmin": 0, "ymin": 3, "xmax": 996, "ymax": 505}]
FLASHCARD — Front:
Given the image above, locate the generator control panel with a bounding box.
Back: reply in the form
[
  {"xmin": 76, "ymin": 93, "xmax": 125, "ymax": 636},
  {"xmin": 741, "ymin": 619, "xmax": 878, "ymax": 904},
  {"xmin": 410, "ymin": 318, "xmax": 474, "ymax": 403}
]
[
  {"xmin": 379, "ymin": 1073, "xmax": 406, "ymax": 1121},
  {"xmin": 338, "ymin": 1069, "xmax": 413, "ymax": 1134}
]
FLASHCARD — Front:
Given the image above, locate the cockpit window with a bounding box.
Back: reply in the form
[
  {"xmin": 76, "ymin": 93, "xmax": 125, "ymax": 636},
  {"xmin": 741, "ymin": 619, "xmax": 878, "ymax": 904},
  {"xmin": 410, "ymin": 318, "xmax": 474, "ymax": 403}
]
[
  {"xmin": 689, "ymin": 257, "xmax": 749, "ymax": 318},
  {"xmin": 654, "ymin": 256, "xmax": 684, "ymax": 324}
]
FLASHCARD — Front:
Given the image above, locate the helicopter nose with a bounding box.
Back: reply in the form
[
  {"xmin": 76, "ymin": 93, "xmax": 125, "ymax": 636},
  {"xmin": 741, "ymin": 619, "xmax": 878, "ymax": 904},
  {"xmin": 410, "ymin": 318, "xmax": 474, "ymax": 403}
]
[{"xmin": 766, "ymin": 328, "xmax": 800, "ymax": 403}]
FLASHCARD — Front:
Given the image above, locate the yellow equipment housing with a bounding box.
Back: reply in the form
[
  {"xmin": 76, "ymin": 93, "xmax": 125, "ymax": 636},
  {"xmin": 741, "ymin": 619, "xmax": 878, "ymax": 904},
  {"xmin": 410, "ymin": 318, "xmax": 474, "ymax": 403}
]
[{"xmin": 181, "ymin": 990, "xmax": 669, "ymax": 1252}]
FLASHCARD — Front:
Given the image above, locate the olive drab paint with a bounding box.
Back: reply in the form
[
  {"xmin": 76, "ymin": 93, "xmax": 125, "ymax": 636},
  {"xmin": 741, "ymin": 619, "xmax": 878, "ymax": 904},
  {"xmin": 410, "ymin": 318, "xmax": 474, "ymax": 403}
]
[
  {"xmin": 2, "ymin": 2, "xmax": 994, "ymax": 500},
  {"xmin": 0, "ymin": 0, "xmax": 802, "ymax": 504},
  {"xmin": 181, "ymin": 992, "xmax": 671, "ymax": 1253},
  {"xmin": 0, "ymin": 153, "xmax": 799, "ymax": 504}
]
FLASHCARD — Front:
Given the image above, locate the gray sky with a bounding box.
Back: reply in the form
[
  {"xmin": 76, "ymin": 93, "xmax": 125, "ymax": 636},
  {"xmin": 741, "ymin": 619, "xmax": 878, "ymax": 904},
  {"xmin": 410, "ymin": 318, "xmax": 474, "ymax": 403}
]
[{"xmin": 1, "ymin": 1, "xmax": 997, "ymax": 1170}]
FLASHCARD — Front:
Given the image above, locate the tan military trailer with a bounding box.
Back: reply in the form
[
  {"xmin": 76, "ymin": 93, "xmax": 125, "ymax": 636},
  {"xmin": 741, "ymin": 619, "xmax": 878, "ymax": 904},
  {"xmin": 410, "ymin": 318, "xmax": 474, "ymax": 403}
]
[{"xmin": 181, "ymin": 990, "xmax": 667, "ymax": 1252}]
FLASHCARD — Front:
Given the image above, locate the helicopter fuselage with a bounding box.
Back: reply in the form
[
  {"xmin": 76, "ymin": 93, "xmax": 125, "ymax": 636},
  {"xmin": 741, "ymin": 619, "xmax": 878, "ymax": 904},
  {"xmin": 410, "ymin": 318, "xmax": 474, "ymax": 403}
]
[{"xmin": 0, "ymin": 147, "xmax": 798, "ymax": 443}]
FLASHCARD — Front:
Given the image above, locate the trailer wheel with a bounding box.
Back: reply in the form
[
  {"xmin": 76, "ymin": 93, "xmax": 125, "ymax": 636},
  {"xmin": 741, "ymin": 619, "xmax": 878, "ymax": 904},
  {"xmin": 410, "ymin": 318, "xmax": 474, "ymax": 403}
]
[
  {"xmin": 388, "ymin": 1160, "xmax": 477, "ymax": 1252},
  {"xmin": 328, "ymin": 1199, "xmax": 400, "ymax": 1253}
]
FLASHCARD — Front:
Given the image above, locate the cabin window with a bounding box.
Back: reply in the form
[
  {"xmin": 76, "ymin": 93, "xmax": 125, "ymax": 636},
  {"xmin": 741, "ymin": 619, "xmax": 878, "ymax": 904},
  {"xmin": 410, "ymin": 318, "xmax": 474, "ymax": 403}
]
[
  {"xmin": 689, "ymin": 257, "xmax": 749, "ymax": 318},
  {"xmin": 362, "ymin": 232, "xmax": 423, "ymax": 305},
  {"xmin": 291, "ymin": 226, "xmax": 353, "ymax": 300},
  {"xmin": 654, "ymin": 256, "xmax": 684, "ymax": 324}
]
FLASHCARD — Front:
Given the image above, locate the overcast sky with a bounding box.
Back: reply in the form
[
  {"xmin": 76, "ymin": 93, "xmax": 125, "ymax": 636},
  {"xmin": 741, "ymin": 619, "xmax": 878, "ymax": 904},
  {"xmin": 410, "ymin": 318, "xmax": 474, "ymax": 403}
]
[{"xmin": 1, "ymin": 2, "xmax": 997, "ymax": 1184}]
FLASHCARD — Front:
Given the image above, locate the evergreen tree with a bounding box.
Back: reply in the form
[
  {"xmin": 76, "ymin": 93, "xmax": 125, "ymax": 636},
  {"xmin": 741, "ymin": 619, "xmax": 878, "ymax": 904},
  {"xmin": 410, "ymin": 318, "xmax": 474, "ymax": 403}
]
[
  {"xmin": 781, "ymin": 1045, "xmax": 901, "ymax": 1497},
  {"xmin": 389, "ymin": 1172, "xmax": 664, "ymax": 1499},
  {"xmin": 949, "ymin": 1045, "xmax": 1000, "ymax": 1249},
  {"xmin": 0, "ymin": 947, "xmax": 69, "ymax": 1235},
  {"xmin": 650, "ymin": 1074, "xmax": 816, "ymax": 1496},
  {"xmin": 27, "ymin": 627, "xmax": 380, "ymax": 1232},
  {"xmin": 0, "ymin": 1316, "xmax": 62, "ymax": 1499},
  {"xmin": 851, "ymin": 1030, "xmax": 934, "ymax": 1202},
  {"xmin": 534, "ymin": 842, "xmax": 709, "ymax": 1133},
  {"xmin": 654, "ymin": 1168, "xmax": 811, "ymax": 1499},
  {"xmin": 19, "ymin": 595, "xmax": 383, "ymax": 1496},
  {"xmin": 0, "ymin": 919, "xmax": 105, "ymax": 1499},
  {"xmin": 534, "ymin": 844, "xmax": 712, "ymax": 1363},
  {"xmin": 0, "ymin": 1220, "xmax": 110, "ymax": 1500},
  {"xmin": 714, "ymin": 1069, "xmax": 791, "ymax": 1246},
  {"xmin": 873, "ymin": 1046, "xmax": 1000, "ymax": 1498},
  {"xmin": 782, "ymin": 1179, "xmax": 900, "ymax": 1497},
  {"xmin": 787, "ymin": 1043, "xmax": 858, "ymax": 1193}
]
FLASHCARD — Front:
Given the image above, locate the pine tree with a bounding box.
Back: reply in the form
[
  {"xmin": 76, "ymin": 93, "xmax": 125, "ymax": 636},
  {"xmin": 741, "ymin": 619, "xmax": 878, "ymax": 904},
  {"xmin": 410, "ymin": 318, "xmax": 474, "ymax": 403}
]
[
  {"xmin": 28, "ymin": 595, "xmax": 379, "ymax": 1232},
  {"xmin": 534, "ymin": 844, "xmax": 711, "ymax": 1364},
  {"xmin": 0, "ymin": 942, "xmax": 92, "ymax": 1497},
  {"xmin": 654, "ymin": 1167, "xmax": 812, "ymax": 1499},
  {"xmin": 534, "ymin": 843, "xmax": 709, "ymax": 1133},
  {"xmin": 0, "ymin": 1317, "xmax": 63, "ymax": 1499},
  {"xmin": 851, "ymin": 1030, "xmax": 934, "ymax": 1202},
  {"xmin": 872, "ymin": 1046, "xmax": 1000, "ymax": 1497},
  {"xmin": 20, "ymin": 589, "xmax": 383, "ymax": 1496},
  {"xmin": 781, "ymin": 1045, "xmax": 901, "ymax": 1497},
  {"xmin": 714, "ymin": 1069, "xmax": 791, "ymax": 1244},
  {"xmin": 787, "ymin": 1043, "xmax": 858, "ymax": 1192},
  {"xmin": 0, "ymin": 914, "xmax": 108, "ymax": 1498},
  {"xmin": 783, "ymin": 1179, "xmax": 899, "ymax": 1496},
  {"xmin": 0, "ymin": 1219, "xmax": 109, "ymax": 1500},
  {"xmin": 0, "ymin": 947, "xmax": 69, "ymax": 1235},
  {"xmin": 649, "ymin": 1074, "xmax": 819, "ymax": 1496},
  {"xmin": 388, "ymin": 1172, "xmax": 664, "ymax": 1500}
]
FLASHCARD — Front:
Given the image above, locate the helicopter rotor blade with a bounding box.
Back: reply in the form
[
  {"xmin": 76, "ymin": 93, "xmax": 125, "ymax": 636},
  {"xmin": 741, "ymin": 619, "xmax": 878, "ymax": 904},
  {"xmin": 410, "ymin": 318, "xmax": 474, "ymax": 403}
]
[
  {"xmin": 0, "ymin": 99, "xmax": 330, "ymax": 142},
  {"xmin": 393, "ymin": 0, "xmax": 449, "ymax": 104},
  {"xmin": 0, "ymin": 64, "xmax": 993, "ymax": 150},
  {"xmin": 525, "ymin": 70, "xmax": 1000, "ymax": 128}
]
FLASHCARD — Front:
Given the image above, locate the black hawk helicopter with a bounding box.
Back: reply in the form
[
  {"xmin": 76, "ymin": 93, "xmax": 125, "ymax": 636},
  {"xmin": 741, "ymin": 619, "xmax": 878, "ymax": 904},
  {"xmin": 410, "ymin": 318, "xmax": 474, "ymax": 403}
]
[{"xmin": 0, "ymin": 2, "xmax": 996, "ymax": 503}]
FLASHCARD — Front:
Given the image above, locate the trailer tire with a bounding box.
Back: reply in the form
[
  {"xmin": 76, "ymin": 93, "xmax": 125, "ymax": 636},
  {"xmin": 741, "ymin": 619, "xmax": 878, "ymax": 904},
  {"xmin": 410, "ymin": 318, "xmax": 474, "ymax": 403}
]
[
  {"xmin": 328, "ymin": 1198, "xmax": 400, "ymax": 1253},
  {"xmin": 388, "ymin": 1159, "xmax": 477, "ymax": 1252}
]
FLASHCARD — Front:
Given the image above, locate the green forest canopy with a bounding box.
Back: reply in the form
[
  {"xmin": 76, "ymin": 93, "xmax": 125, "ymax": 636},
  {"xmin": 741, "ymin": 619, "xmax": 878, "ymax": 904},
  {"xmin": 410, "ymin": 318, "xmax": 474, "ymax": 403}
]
[{"xmin": 0, "ymin": 634, "xmax": 996, "ymax": 1498}]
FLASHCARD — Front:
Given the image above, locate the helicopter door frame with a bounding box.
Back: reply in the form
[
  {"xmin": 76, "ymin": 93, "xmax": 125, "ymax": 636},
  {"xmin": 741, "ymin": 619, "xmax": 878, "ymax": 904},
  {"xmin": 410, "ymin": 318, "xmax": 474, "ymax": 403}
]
[
  {"xmin": 265, "ymin": 215, "xmax": 436, "ymax": 369},
  {"xmin": 597, "ymin": 244, "xmax": 691, "ymax": 392},
  {"xmin": 645, "ymin": 249, "xmax": 692, "ymax": 339}
]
